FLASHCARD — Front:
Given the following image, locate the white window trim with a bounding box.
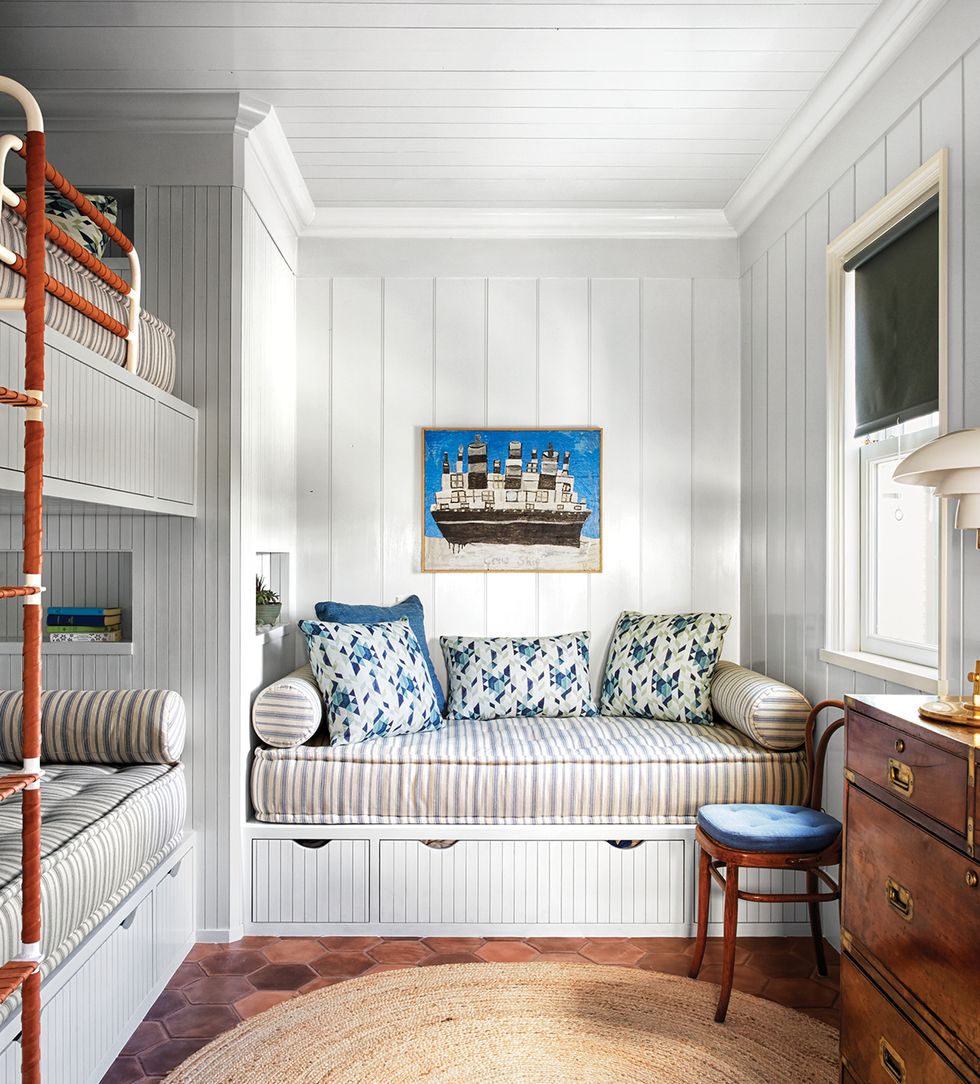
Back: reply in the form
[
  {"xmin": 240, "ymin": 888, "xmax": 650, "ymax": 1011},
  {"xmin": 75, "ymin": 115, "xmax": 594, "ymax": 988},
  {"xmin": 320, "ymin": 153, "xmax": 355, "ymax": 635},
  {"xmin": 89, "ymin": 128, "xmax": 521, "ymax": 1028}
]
[{"xmin": 825, "ymin": 149, "xmax": 949, "ymax": 694}]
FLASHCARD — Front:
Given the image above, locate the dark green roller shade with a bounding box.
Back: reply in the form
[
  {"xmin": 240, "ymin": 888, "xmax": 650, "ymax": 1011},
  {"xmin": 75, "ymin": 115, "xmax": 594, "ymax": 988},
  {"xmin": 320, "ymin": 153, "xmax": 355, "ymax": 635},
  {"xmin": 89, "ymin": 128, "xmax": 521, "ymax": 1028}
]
[{"xmin": 845, "ymin": 197, "xmax": 939, "ymax": 438}]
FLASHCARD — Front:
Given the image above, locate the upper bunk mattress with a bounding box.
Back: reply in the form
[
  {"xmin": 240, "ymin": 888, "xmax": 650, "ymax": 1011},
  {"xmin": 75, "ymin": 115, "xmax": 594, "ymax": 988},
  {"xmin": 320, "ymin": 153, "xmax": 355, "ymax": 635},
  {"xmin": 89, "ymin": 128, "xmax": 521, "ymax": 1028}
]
[
  {"xmin": 0, "ymin": 206, "xmax": 176, "ymax": 393},
  {"xmin": 251, "ymin": 715, "xmax": 807, "ymax": 825},
  {"xmin": 0, "ymin": 761, "xmax": 185, "ymax": 1022}
]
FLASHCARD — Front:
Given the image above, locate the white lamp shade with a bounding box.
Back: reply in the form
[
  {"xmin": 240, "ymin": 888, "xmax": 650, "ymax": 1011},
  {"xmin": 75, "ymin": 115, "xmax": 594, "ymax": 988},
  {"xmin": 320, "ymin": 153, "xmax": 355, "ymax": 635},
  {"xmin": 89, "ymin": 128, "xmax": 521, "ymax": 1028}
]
[{"xmin": 895, "ymin": 427, "xmax": 980, "ymax": 528}]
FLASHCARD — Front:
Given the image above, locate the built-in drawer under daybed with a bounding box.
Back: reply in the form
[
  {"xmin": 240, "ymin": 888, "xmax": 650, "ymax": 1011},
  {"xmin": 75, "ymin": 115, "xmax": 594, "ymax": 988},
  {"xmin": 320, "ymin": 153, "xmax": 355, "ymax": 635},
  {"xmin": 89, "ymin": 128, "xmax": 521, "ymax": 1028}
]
[{"xmin": 247, "ymin": 662, "xmax": 817, "ymax": 939}]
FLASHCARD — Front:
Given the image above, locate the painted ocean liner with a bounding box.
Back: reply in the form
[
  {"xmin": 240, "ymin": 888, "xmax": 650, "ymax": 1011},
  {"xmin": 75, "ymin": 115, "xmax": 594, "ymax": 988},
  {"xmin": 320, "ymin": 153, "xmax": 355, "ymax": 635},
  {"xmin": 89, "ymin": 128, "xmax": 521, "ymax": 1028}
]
[{"xmin": 431, "ymin": 436, "xmax": 593, "ymax": 548}]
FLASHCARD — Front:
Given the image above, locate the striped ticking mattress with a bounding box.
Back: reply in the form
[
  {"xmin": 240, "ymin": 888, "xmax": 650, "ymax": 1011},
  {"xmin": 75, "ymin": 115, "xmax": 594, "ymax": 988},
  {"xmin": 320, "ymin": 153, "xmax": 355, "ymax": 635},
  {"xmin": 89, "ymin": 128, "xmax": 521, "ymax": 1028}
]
[
  {"xmin": 0, "ymin": 206, "xmax": 176, "ymax": 392},
  {"xmin": 251, "ymin": 715, "xmax": 807, "ymax": 825},
  {"xmin": 0, "ymin": 761, "xmax": 185, "ymax": 1023}
]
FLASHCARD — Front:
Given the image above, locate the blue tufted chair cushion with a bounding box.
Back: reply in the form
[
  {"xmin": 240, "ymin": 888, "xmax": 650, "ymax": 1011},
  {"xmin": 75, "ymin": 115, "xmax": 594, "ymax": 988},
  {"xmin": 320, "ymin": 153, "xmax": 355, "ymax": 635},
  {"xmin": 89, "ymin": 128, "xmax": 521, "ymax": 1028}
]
[{"xmin": 697, "ymin": 803, "xmax": 842, "ymax": 854}]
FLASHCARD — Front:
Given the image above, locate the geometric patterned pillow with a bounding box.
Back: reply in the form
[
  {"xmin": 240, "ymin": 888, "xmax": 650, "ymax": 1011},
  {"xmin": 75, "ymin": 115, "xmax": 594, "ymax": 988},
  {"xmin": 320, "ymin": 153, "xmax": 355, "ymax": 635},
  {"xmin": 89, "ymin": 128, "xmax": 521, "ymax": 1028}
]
[
  {"xmin": 299, "ymin": 618, "xmax": 443, "ymax": 746},
  {"xmin": 600, "ymin": 612, "xmax": 731, "ymax": 725},
  {"xmin": 440, "ymin": 631, "xmax": 597, "ymax": 722},
  {"xmin": 42, "ymin": 192, "xmax": 118, "ymax": 258}
]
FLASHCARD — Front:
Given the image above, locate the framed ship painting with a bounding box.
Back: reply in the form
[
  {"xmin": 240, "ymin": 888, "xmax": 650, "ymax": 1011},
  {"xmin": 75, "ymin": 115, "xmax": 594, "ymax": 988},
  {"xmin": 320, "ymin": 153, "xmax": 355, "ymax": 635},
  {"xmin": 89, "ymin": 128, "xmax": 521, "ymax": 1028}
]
[{"xmin": 422, "ymin": 427, "xmax": 602, "ymax": 572}]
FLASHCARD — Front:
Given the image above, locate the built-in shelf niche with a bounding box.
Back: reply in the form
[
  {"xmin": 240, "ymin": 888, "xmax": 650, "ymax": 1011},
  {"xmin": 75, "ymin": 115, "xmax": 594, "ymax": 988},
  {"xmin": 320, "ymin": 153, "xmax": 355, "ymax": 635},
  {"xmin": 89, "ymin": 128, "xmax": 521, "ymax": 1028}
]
[
  {"xmin": 255, "ymin": 551, "xmax": 289, "ymax": 635},
  {"xmin": 0, "ymin": 550, "xmax": 132, "ymax": 645}
]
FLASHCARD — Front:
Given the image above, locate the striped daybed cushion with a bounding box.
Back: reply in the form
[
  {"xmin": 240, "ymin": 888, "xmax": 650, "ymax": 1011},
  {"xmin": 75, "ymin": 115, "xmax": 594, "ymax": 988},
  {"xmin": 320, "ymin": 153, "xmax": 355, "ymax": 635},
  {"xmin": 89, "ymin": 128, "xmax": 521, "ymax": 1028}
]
[
  {"xmin": 251, "ymin": 715, "xmax": 807, "ymax": 825},
  {"xmin": 0, "ymin": 761, "xmax": 185, "ymax": 1023},
  {"xmin": 251, "ymin": 664, "xmax": 323, "ymax": 748},
  {"xmin": 0, "ymin": 205, "xmax": 176, "ymax": 392},
  {"xmin": 710, "ymin": 661, "xmax": 812, "ymax": 750}
]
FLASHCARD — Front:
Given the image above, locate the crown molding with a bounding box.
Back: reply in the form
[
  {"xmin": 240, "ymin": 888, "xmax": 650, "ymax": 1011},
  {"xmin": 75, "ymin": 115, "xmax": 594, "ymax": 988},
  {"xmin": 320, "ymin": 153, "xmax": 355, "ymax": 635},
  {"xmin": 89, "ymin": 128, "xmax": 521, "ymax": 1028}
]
[
  {"xmin": 237, "ymin": 97, "xmax": 315, "ymax": 238},
  {"xmin": 0, "ymin": 89, "xmax": 243, "ymax": 133},
  {"xmin": 725, "ymin": 0, "xmax": 951, "ymax": 235},
  {"xmin": 304, "ymin": 206, "xmax": 735, "ymax": 240}
]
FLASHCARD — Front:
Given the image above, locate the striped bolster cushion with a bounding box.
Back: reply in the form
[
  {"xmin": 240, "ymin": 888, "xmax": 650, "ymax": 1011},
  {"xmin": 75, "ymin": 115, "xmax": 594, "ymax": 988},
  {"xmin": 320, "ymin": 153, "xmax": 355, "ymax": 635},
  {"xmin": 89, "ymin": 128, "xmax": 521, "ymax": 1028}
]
[
  {"xmin": 252, "ymin": 665, "xmax": 323, "ymax": 748},
  {"xmin": 0, "ymin": 688, "xmax": 186, "ymax": 765},
  {"xmin": 709, "ymin": 662, "xmax": 811, "ymax": 751}
]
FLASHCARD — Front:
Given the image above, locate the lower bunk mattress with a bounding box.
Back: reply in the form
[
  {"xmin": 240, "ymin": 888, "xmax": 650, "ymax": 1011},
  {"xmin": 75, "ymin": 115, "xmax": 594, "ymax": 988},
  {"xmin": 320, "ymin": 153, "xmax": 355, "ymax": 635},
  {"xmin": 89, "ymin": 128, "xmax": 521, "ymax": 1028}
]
[
  {"xmin": 0, "ymin": 206, "xmax": 176, "ymax": 392},
  {"xmin": 251, "ymin": 715, "xmax": 807, "ymax": 825},
  {"xmin": 0, "ymin": 761, "xmax": 185, "ymax": 1023}
]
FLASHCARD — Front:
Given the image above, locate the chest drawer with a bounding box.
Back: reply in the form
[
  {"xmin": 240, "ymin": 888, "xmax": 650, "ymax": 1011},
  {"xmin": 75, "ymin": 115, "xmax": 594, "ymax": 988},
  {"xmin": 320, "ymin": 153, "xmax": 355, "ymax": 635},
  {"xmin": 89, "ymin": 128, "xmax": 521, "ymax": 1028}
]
[
  {"xmin": 843, "ymin": 785, "xmax": 980, "ymax": 1060},
  {"xmin": 846, "ymin": 710, "xmax": 969, "ymax": 837},
  {"xmin": 841, "ymin": 956, "xmax": 968, "ymax": 1084}
]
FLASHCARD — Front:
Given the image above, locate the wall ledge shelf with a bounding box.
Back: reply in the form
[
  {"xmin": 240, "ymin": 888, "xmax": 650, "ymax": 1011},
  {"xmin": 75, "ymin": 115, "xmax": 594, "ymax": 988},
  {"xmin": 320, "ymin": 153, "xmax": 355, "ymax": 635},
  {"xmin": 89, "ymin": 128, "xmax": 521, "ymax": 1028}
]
[
  {"xmin": 0, "ymin": 640, "xmax": 134, "ymax": 656},
  {"xmin": 256, "ymin": 624, "xmax": 292, "ymax": 645}
]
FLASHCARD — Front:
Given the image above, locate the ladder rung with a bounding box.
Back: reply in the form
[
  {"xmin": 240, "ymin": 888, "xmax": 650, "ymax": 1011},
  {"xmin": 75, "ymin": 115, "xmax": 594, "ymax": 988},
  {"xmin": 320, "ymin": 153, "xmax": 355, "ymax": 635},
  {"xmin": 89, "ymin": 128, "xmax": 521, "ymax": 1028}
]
[
  {"xmin": 0, "ymin": 386, "xmax": 41, "ymax": 409},
  {"xmin": 0, "ymin": 961, "xmax": 35, "ymax": 1004},
  {"xmin": 0, "ymin": 586, "xmax": 40, "ymax": 599},
  {"xmin": 0, "ymin": 774, "xmax": 38, "ymax": 801}
]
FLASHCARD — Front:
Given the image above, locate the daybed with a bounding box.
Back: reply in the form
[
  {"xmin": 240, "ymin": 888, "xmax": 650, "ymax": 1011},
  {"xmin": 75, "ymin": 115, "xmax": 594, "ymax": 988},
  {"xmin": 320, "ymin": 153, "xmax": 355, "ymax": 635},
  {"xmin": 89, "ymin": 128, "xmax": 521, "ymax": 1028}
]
[
  {"xmin": 0, "ymin": 688, "xmax": 193, "ymax": 1082},
  {"xmin": 247, "ymin": 660, "xmax": 815, "ymax": 938}
]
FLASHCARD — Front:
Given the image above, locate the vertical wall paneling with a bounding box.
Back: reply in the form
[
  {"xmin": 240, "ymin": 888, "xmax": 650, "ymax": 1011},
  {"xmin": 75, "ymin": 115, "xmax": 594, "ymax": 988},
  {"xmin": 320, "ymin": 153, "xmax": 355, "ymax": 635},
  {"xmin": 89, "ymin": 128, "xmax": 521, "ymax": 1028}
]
[
  {"xmin": 748, "ymin": 257, "xmax": 768, "ymax": 673},
  {"xmin": 963, "ymin": 47, "xmax": 980, "ymax": 650},
  {"xmin": 537, "ymin": 278, "xmax": 591, "ymax": 639},
  {"xmin": 885, "ymin": 106, "xmax": 922, "ymax": 192},
  {"xmin": 486, "ymin": 279, "xmax": 538, "ymax": 637},
  {"xmin": 692, "ymin": 279, "xmax": 741, "ymax": 658},
  {"xmin": 297, "ymin": 266, "xmax": 741, "ymax": 694},
  {"xmin": 854, "ymin": 140, "xmax": 886, "ymax": 219},
  {"xmin": 640, "ymin": 279, "xmax": 692, "ymax": 616},
  {"xmin": 765, "ymin": 237, "xmax": 787, "ymax": 682}
]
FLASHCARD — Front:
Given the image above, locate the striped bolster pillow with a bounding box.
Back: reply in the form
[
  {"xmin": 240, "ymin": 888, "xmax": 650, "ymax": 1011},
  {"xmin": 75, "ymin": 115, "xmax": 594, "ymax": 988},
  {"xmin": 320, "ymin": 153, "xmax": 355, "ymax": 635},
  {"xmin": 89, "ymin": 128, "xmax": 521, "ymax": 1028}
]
[
  {"xmin": 252, "ymin": 664, "xmax": 323, "ymax": 748},
  {"xmin": 709, "ymin": 662, "xmax": 811, "ymax": 751},
  {"xmin": 0, "ymin": 688, "xmax": 186, "ymax": 765}
]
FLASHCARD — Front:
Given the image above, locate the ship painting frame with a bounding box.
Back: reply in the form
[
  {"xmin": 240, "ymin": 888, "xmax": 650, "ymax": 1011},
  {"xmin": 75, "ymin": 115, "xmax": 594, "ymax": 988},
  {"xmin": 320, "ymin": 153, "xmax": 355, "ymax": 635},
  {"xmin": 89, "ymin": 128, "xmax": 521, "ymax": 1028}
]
[{"xmin": 421, "ymin": 427, "xmax": 603, "ymax": 573}]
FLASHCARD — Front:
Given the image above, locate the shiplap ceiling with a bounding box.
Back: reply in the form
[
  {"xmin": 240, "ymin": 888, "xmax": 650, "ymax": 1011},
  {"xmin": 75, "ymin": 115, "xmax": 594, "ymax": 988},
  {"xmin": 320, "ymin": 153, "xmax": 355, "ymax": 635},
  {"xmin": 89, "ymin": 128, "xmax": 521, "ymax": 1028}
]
[{"xmin": 0, "ymin": 0, "xmax": 928, "ymax": 220}]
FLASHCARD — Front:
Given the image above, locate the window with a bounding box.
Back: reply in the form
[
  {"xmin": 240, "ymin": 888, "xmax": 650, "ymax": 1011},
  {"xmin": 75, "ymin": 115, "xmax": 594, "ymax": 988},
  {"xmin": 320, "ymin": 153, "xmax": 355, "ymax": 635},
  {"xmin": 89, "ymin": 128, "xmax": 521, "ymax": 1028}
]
[{"xmin": 824, "ymin": 151, "xmax": 947, "ymax": 688}]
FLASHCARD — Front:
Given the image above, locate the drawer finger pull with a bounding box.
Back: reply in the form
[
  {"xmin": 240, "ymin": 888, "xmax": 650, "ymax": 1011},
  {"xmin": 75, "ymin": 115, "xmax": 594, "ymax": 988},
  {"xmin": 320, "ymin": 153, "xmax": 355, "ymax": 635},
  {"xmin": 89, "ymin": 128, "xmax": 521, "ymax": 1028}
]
[
  {"xmin": 885, "ymin": 877, "xmax": 914, "ymax": 922},
  {"xmin": 894, "ymin": 738, "xmax": 905, "ymax": 753},
  {"xmin": 967, "ymin": 869, "xmax": 978, "ymax": 888},
  {"xmin": 878, "ymin": 1038, "xmax": 907, "ymax": 1084},
  {"xmin": 887, "ymin": 757, "xmax": 914, "ymax": 797}
]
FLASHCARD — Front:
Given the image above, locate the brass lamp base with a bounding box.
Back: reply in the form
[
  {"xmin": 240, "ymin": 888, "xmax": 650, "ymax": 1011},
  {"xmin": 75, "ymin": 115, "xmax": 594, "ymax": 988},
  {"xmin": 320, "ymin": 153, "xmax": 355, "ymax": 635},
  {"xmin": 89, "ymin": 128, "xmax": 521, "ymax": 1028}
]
[{"xmin": 918, "ymin": 696, "xmax": 980, "ymax": 726}]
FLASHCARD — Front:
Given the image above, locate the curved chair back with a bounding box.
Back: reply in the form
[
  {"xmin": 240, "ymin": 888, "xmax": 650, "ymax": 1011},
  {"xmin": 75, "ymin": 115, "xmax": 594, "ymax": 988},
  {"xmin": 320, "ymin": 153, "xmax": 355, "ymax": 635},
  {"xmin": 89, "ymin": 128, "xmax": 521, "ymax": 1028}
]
[{"xmin": 803, "ymin": 699, "xmax": 846, "ymax": 810}]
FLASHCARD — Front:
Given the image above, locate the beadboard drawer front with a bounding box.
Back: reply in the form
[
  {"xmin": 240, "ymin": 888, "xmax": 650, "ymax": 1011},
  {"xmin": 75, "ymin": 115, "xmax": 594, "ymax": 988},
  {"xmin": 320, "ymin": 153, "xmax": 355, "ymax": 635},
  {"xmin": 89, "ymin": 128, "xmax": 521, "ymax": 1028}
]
[
  {"xmin": 378, "ymin": 838, "xmax": 688, "ymax": 926},
  {"xmin": 154, "ymin": 854, "xmax": 194, "ymax": 975},
  {"xmin": 252, "ymin": 839, "xmax": 370, "ymax": 924},
  {"xmin": 841, "ymin": 957, "xmax": 965, "ymax": 1084},
  {"xmin": 846, "ymin": 710, "xmax": 968, "ymax": 836},
  {"xmin": 42, "ymin": 890, "xmax": 155, "ymax": 1083},
  {"xmin": 843, "ymin": 787, "xmax": 980, "ymax": 1060}
]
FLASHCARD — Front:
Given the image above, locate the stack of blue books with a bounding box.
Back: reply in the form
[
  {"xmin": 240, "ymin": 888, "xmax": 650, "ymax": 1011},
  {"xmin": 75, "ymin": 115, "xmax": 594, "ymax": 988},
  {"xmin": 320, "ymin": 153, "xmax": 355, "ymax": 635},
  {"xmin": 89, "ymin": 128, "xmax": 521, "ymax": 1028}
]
[{"xmin": 46, "ymin": 607, "xmax": 122, "ymax": 643}]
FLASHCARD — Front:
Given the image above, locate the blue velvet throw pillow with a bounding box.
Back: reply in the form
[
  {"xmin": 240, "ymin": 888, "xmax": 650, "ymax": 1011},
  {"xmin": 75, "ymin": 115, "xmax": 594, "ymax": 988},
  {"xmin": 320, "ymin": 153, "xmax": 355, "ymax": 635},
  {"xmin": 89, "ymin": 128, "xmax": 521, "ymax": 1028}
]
[
  {"xmin": 315, "ymin": 595, "xmax": 445, "ymax": 712},
  {"xmin": 299, "ymin": 618, "xmax": 442, "ymax": 746}
]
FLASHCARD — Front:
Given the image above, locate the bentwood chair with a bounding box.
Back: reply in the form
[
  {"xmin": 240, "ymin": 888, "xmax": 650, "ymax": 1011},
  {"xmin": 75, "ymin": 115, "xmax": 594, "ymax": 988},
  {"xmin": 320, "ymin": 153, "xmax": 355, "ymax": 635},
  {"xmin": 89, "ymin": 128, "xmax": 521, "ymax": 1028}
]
[{"xmin": 689, "ymin": 699, "xmax": 846, "ymax": 1022}]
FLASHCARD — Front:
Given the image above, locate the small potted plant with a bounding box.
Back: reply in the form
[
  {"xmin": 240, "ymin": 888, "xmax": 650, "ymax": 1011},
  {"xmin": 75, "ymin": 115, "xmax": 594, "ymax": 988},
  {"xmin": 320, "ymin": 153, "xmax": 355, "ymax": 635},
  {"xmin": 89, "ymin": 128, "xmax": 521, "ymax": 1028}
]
[{"xmin": 255, "ymin": 575, "xmax": 282, "ymax": 629}]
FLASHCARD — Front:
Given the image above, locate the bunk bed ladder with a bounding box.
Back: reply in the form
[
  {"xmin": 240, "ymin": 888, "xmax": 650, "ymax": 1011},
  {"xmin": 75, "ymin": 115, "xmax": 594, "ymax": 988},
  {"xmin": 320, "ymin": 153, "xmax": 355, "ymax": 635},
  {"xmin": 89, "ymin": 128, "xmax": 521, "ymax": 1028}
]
[{"xmin": 0, "ymin": 76, "xmax": 47, "ymax": 1084}]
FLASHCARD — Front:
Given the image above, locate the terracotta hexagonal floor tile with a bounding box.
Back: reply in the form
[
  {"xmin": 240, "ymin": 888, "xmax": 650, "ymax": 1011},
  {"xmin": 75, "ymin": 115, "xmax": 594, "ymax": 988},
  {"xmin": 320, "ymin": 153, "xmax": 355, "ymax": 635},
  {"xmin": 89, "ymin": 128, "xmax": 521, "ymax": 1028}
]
[
  {"xmin": 629, "ymin": 937, "xmax": 694, "ymax": 953},
  {"xmin": 163, "ymin": 1004, "xmax": 241, "ymax": 1039},
  {"xmin": 740, "ymin": 949, "xmax": 817, "ymax": 978},
  {"xmin": 696, "ymin": 940, "xmax": 751, "ymax": 967},
  {"xmin": 369, "ymin": 941, "xmax": 432, "ymax": 965},
  {"xmin": 199, "ymin": 950, "xmax": 268, "ymax": 976},
  {"xmin": 421, "ymin": 937, "xmax": 485, "ymax": 954},
  {"xmin": 184, "ymin": 944, "xmax": 225, "ymax": 962},
  {"xmin": 580, "ymin": 941, "xmax": 645, "ymax": 966},
  {"xmin": 317, "ymin": 936, "xmax": 381, "ymax": 951},
  {"xmin": 311, "ymin": 951, "xmax": 375, "ymax": 978},
  {"xmin": 525, "ymin": 938, "xmax": 587, "ymax": 953},
  {"xmin": 120, "ymin": 1020, "xmax": 167, "ymax": 1057},
  {"xmin": 234, "ymin": 990, "xmax": 298, "ymax": 1020},
  {"xmin": 237, "ymin": 936, "xmax": 277, "ymax": 949},
  {"xmin": 100, "ymin": 1056, "xmax": 148, "ymax": 1084},
  {"xmin": 634, "ymin": 952, "xmax": 693, "ymax": 977},
  {"xmin": 250, "ymin": 963, "xmax": 317, "ymax": 990},
  {"xmin": 145, "ymin": 990, "xmax": 188, "ymax": 1020},
  {"xmin": 475, "ymin": 941, "xmax": 541, "ymax": 963},
  {"xmin": 138, "ymin": 1039, "xmax": 210, "ymax": 1077},
  {"xmin": 263, "ymin": 939, "xmax": 327, "ymax": 964},
  {"xmin": 762, "ymin": 977, "xmax": 839, "ymax": 1008},
  {"xmin": 300, "ymin": 975, "xmax": 348, "ymax": 993},
  {"xmin": 527, "ymin": 952, "xmax": 589, "ymax": 965},
  {"xmin": 184, "ymin": 975, "xmax": 255, "ymax": 1005},
  {"xmin": 419, "ymin": 952, "xmax": 485, "ymax": 967},
  {"xmin": 167, "ymin": 962, "xmax": 206, "ymax": 989},
  {"xmin": 695, "ymin": 964, "xmax": 770, "ymax": 997}
]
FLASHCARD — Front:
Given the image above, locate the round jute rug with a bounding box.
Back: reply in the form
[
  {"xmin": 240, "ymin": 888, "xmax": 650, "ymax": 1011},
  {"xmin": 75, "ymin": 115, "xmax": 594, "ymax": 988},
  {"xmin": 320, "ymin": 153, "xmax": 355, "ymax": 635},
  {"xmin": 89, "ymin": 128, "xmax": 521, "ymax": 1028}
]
[{"xmin": 167, "ymin": 962, "xmax": 838, "ymax": 1084}]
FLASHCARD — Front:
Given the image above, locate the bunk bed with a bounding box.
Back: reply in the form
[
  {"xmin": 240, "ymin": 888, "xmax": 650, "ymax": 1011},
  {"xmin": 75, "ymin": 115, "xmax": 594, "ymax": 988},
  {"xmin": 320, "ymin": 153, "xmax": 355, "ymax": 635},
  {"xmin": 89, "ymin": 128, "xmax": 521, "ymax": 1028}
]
[
  {"xmin": 0, "ymin": 95, "xmax": 197, "ymax": 518},
  {"xmin": 0, "ymin": 79, "xmax": 194, "ymax": 1084}
]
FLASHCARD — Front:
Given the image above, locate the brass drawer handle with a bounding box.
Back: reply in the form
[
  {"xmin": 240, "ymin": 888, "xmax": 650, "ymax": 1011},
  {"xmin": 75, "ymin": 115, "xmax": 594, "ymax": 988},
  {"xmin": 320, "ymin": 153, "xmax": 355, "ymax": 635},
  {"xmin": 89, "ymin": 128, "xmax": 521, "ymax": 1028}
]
[
  {"xmin": 887, "ymin": 757, "xmax": 914, "ymax": 797},
  {"xmin": 879, "ymin": 1038, "xmax": 907, "ymax": 1083},
  {"xmin": 885, "ymin": 877, "xmax": 914, "ymax": 922},
  {"xmin": 967, "ymin": 869, "xmax": 978, "ymax": 888}
]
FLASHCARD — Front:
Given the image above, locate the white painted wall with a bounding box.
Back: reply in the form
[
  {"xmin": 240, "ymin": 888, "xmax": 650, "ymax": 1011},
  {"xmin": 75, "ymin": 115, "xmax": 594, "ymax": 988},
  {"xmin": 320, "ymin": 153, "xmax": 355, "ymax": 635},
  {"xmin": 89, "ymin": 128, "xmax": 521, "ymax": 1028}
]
[
  {"xmin": 737, "ymin": 0, "xmax": 980, "ymax": 942},
  {"xmin": 296, "ymin": 238, "xmax": 741, "ymax": 691}
]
